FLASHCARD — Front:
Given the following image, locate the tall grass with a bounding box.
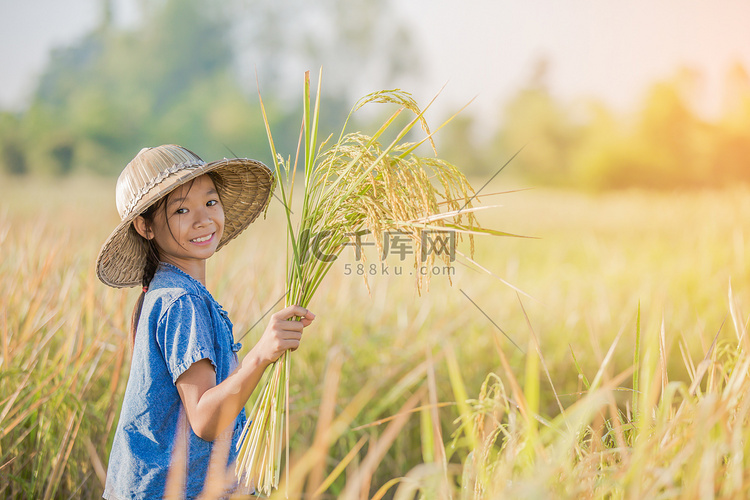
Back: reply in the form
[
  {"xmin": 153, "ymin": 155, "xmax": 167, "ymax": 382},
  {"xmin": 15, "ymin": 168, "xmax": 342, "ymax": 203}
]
[
  {"xmin": 427, "ymin": 289, "xmax": 750, "ymax": 499},
  {"xmin": 1, "ymin": 174, "xmax": 750, "ymax": 498},
  {"xmin": 0, "ymin": 181, "xmax": 129, "ymax": 499}
]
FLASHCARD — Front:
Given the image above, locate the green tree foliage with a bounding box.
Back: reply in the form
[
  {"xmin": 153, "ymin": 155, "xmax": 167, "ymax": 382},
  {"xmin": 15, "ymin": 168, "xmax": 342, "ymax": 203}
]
[
  {"xmin": 570, "ymin": 74, "xmax": 712, "ymax": 190},
  {"xmin": 492, "ymin": 59, "xmax": 580, "ymax": 185},
  {"xmin": 490, "ymin": 62, "xmax": 750, "ymax": 189},
  {"xmin": 432, "ymin": 114, "xmax": 491, "ymax": 176},
  {"xmin": 2, "ymin": 0, "xmax": 422, "ymax": 177},
  {"xmin": 628, "ymin": 70, "xmax": 713, "ymax": 188},
  {"xmin": 710, "ymin": 62, "xmax": 750, "ymax": 184},
  {"xmin": 233, "ymin": 0, "xmax": 424, "ymax": 158},
  {"xmin": 235, "ymin": 0, "xmax": 421, "ymax": 101},
  {"xmin": 7, "ymin": 0, "xmax": 750, "ymax": 189},
  {"xmin": 11, "ymin": 0, "xmax": 272, "ymax": 175},
  {"xmin": 0, "ymin": 112, "xmax": 28, "ymax": 175}
]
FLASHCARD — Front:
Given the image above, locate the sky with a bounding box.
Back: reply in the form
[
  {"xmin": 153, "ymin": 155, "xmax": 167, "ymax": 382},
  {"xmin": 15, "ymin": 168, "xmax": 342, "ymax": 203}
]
[
  {"xmin": 2, "ymin": 0, "xmax": 750, "ymax": 125},
  {"xmin": 396, "ymin": 0, "xmax": 750, "ymax": 120}
]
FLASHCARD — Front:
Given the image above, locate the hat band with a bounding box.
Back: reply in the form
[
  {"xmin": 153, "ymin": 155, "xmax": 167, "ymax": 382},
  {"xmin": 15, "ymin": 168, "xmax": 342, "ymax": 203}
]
[{"xmin": 121, "ymin": 160, "xmax": 206, "ymax": 219}]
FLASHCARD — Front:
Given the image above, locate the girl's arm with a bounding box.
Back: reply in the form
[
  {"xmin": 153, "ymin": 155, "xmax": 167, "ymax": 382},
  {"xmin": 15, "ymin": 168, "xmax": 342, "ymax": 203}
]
[{"xmin": 175, "ymin": 305, "xmax": 315, "ymax": 442}]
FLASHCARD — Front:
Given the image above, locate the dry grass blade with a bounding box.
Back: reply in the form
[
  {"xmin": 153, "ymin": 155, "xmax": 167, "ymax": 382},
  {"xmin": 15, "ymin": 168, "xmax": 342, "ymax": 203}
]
[
  {"xmin": 370, "ymin": 477, "xmax": 404, "ymax": 500},
  {"xmin": 688, "ymin": 320, "xmax": 723, "ymax": 396},
  {"xmin": 517, "ymin": 294, "xmax": 565, "ymax": 417},
  {"xmin": 164, "ymin": 411, "xmax": 189, "ymax": 500},
  {"xmin": 43, "ymin": 407, "xmax": 83, "ymax": 500},
  {"xmin": 658, "ymin": 318, "xmax": 668, "ymax": 401},
  {"xmin": 456, "ymin": 250, "xmax": 535, "ymax": 300},
  {"xmin": 83, "ymin": 436, "xmax": 106, "ymax": 488},
  {"xmin": 311, "ymin": 435, "xmax": 369, "ymax": 498},
  {"xmin": 268, "ymin": 380, "xmax": 381, "ymax": 498},
  {"xmin": 589, "ymin": 328, "xmax": 625, "ymax": 392},
  {"xmin": 196, "ymin": 428, "xmax": 232, "ymax": 500},
  {"xmin": 728, "ymin": 279, "xmax": 747, "ymax": 346},
  {"xmin": 341, "ymin": 387, "xmax": 426, "ymax": 500},
  {"xmin": 425, "ymin": 349, "xmax": 451, "ymax": 497},
  {"xmin": 305, "ymin": 346, "xmax": 344, "ymax": 498},
  {"xmin": 351, "ymin": 402, "xmax": 455, "ymax": 432}
]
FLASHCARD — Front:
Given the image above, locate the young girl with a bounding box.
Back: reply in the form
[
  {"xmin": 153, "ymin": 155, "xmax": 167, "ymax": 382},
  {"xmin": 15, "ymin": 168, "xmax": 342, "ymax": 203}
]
[{"xmin": 97, "ymin": 144, "xmax": 315, "ymax": 499}]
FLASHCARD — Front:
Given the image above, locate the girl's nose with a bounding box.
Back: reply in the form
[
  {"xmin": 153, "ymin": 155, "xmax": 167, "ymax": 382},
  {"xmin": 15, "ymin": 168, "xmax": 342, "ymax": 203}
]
[{"xmin": 193, "ymin": 207, "xmax": 213, "ymax": 227}]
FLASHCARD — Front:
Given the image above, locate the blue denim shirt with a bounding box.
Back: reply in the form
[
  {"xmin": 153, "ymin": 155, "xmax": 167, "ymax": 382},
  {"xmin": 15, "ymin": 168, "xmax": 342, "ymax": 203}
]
[{"xmin": 103, "ymin": 262, "xmax": 249, "ymax": 500}]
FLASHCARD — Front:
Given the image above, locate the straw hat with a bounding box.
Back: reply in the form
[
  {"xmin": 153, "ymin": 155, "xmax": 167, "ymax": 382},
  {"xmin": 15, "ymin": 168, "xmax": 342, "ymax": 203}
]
[{"xmin": 96, "ymin": 144, "xmax": 274, "ymax": 288}]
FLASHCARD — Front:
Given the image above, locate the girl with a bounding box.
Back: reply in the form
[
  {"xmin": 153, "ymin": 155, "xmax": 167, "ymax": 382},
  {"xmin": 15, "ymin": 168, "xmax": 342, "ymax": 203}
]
[{"xmin": 97, "ymin": 145, "xmax": 315, "ymax": 499}]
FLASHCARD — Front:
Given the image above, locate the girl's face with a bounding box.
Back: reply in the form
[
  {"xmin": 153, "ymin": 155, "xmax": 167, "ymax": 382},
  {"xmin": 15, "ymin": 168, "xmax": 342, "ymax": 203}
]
[{"xmin": 136, "ymin": 174, "xmax": 225, "ymax": 274}]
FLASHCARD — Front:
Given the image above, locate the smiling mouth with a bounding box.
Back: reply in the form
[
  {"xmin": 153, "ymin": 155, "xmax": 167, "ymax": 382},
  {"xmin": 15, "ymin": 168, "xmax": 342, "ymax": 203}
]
[{"xmin": 190, "ymin": 233, "xmax": 214, "ymax": 243}]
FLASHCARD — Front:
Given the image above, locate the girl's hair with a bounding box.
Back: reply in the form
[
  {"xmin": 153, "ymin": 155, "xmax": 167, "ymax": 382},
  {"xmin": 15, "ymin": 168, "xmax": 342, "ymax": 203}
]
[
  {"xmin": 129, "ymin": 200, "xmax": 163, "ymax": 354},
  {"xmin": 128, "ymin": 175, "xmax": 210, "ymax": 354}
]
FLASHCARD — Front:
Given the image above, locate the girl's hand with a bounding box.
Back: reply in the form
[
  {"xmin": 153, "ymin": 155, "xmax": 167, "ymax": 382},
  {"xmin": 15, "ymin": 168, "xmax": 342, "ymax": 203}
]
[
  {"xmin": 177, "ymin": 305, "xmax": 314, "ymax": 441},
  {"xmin": 254, "ymin": 305, "xmax": 315, "ymax": 366}
]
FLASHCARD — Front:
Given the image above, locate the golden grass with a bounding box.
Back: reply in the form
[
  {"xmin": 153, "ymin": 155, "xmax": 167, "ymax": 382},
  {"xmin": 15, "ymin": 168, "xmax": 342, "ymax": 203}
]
[
  {"xmin": 0, "ymin": 178, "xmax": 129, "ymax": 498},
  {"xmin": 3, "ymin": 171, "xmax": 750, "ymax": 498}
]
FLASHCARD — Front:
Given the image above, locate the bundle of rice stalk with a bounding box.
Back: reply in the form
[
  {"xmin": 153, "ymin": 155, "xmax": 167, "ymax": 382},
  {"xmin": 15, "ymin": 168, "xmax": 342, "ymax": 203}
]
[{"xmin": 235, "ymin": 70, "xmax": 518, "ymax": 495}]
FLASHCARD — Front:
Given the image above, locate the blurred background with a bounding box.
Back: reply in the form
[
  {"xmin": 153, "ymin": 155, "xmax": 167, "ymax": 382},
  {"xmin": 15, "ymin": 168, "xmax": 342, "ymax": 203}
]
[
  {"xmin": 5, "ymin": 2, "xmax": 750, "ymax": 497},
  {"xmin": 2, "ymin": 0, "xmax": 750, "ymax": 188}
]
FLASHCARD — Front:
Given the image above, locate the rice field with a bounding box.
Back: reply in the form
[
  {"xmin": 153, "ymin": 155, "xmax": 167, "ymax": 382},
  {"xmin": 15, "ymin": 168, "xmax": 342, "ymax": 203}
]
[{"xmin": 3, "ymin": 174, "xmax": 750, "ymax": 498}]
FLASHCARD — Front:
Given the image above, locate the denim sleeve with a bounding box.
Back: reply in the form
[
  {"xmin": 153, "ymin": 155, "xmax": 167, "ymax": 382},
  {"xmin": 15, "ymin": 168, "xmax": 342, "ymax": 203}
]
[{"xmin": 156, "ymin": 293, "xmax": 218, "ymax": 384}]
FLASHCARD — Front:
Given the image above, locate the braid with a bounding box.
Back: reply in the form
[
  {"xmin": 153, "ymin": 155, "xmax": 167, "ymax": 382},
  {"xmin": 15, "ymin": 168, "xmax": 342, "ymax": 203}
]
[
  {"xmin": 142, "ymin": 239, "xmax": 160, "ymax": 289},
  {"xmin": 129, "ymin": 203, "xmax": 162, "ymax": 356}
]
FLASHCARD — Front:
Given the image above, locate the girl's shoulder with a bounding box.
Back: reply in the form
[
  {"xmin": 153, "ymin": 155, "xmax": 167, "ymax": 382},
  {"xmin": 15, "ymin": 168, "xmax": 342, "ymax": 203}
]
[
  {"xmin": 150, "ymin": 263, "xmax": 206, "ymax": 297},
  {"xmin": 145, "ymin": 263, "xmax": 212, "ymax": 319}
]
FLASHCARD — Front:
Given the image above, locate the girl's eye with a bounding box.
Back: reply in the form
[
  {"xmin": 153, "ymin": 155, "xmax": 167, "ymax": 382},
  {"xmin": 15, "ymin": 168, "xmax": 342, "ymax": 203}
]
[
  {"xmin": 207, "ymin": 200, "xmax": 219, "ymax": 207},
  {"xmin": 175, "ymin": 207, "xmax": 188, "ymax": 215}
]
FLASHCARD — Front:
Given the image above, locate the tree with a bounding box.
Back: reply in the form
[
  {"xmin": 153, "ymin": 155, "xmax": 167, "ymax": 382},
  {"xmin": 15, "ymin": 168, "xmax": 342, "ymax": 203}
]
[
  {"xmin": 492, "ymin": 58, "xmax": 579, "ymax": 184},
  {"xmin": 0, "ymin": 112, "xmax": 28, "ymax": 175},
  {"xmin": 19, "ymin": 0, "xmax": 422, "ymax": 176},
  {"xmin": 712, "ymin": 62, "xmax": 750, "ymax": 183},
  {"xmin": 25, "ymin": 0, "xmax": 272, "ymax": 174},
  {"xmin": 231, "ymin": 0, "xmax": 422, "ymax": 103},
  {"xmin": 630, "ymin": 69, "xmax": 711, "ymax": 187}
]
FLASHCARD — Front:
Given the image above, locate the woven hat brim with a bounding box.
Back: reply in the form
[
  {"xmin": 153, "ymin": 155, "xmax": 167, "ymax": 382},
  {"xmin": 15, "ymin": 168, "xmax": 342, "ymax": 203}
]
[{"xmin": 96, "ymin": 158, "xmax": 274, "ymax": 288}]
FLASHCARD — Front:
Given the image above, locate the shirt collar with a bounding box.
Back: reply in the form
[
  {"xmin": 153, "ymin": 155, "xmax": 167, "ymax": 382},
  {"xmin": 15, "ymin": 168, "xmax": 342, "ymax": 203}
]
[{"xmin": 156, "ymin": 262, "xmax": 222, "ymax": 309}]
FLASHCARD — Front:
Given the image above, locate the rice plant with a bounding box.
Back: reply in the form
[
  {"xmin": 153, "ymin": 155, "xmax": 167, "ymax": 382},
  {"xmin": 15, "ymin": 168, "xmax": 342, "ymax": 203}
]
[{"xmin": 234, "ymin": 70, "xmax": 516, "ymax": 494}]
